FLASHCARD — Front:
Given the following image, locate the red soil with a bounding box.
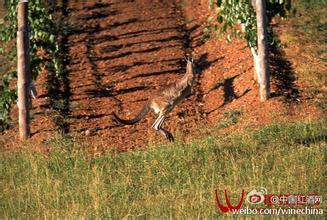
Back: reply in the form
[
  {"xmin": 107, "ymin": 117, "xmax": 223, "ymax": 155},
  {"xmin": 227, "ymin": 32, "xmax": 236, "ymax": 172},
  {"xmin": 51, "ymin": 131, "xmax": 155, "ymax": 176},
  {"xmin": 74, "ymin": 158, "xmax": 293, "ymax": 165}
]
[{"xmin": 1, "ymin": 0, "xmax": 323, "ymax": 151}]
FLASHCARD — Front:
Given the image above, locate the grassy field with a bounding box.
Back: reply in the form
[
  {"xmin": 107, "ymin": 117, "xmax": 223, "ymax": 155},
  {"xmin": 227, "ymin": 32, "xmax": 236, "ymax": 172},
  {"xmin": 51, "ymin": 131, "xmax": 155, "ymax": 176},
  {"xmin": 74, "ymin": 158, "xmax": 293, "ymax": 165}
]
[
  {"xmin": 279, "ymin": 0, "xmax": 327, "ymax": 109},
  {"xmin": 1, "ymin": 120, "xmax": 326, "ymax": 218},
  {"xmin": 0, "ymin": 0, "xmax": 326, "ymax": 218}
]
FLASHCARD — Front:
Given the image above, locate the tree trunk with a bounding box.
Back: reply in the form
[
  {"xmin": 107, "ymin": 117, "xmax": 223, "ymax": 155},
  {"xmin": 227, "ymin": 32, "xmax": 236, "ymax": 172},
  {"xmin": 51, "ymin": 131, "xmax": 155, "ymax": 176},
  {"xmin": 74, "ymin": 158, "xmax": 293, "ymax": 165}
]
[
  {"xmin": 255, "ymin": 0, "xmax": 270, "ymax": 101},
  {"xmin": 250, "ymin": 46, "xmax": 259, "ymax": 82},
  {"xmin": 17, "ymin": 0, "xmax": 31, "ymax": 140}
]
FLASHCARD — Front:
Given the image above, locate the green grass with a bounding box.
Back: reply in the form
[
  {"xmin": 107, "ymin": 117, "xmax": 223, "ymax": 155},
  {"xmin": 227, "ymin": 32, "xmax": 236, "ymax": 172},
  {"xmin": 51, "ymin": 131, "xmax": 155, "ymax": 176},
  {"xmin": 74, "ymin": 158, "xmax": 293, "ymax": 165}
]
[
  {"xmin": 280, "ymin": 0, "xmax": 327, "ymax": 109},
  {"xmin": 218, "ymin": 109, "xmax": 242, "ymax": 128},
  {"xmin": 0, "ymin": 120, "xmax": 326, "ymax": 218}
]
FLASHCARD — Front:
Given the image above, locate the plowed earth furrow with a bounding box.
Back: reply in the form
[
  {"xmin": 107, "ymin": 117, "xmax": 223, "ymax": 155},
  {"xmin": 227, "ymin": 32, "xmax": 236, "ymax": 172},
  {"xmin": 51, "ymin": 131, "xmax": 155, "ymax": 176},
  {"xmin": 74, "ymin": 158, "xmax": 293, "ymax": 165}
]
[
  {"xmin": 3, "ymin": 0, "xmax": 318, "ymax": 150},
  {"xmin": 63, "ymin": 0, "xmax": 199, "ymax": 149}
]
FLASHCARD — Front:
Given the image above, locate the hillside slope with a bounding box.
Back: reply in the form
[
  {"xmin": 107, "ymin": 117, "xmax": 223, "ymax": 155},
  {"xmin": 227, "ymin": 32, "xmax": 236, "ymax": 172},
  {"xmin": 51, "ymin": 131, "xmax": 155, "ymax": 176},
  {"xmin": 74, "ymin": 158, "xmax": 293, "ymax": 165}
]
[{"xmin": 1, "ymin": 0, "xmax": 323, "ymax": 150}]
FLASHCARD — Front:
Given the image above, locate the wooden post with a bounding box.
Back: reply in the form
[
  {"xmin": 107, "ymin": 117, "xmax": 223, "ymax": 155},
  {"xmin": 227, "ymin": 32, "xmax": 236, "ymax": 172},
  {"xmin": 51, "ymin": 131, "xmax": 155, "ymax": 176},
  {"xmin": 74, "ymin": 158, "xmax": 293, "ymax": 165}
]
[
  {"xmin": 17, "ymin": 0, "xmax": 31, "ymax": 140},
  {"xmin": 255, "ymin": 0, "xmax": 270, "ymax": 101}
]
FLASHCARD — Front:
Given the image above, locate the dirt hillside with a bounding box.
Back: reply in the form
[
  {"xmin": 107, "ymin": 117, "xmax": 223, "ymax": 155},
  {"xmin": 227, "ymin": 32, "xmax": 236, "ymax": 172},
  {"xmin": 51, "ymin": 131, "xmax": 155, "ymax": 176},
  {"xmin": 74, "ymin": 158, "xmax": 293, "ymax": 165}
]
[{"xmin": 1, "ymin": 0, "xmax": 322, "ymax": 150}]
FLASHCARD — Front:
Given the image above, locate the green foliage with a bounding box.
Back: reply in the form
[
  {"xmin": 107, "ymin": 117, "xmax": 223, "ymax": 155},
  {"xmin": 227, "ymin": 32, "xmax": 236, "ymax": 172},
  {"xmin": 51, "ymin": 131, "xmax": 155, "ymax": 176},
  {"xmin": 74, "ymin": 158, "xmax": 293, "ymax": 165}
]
[
  {"xmin": 205, "ymin": 0, "xmax": 289, "ymax": 51},
  {"xmin": 0, "ymin": 72, "xmax": 17, "ymax": 131},
  {"xmin": 0, "ymin": 120, "xmax": 325, "ymax": 218},
  {"xmin": 218, "ymin": 109, "xmax": 242, "ymax": 128},
  {"xmin": 0, "ymin": 0, "xmax": 64, "ymax": 131}
]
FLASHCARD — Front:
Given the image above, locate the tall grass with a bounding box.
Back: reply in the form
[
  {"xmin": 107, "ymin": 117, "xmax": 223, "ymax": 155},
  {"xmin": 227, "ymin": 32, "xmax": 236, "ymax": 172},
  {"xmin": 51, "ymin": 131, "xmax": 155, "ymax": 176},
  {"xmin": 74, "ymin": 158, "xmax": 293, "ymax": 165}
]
[
  {"xmin": 0, "ymin": 120, "xmax": 326, "ymax": 218},
  {"xmin": 280, "ymin": 0, "xmax": 327, "ymax": 109}
]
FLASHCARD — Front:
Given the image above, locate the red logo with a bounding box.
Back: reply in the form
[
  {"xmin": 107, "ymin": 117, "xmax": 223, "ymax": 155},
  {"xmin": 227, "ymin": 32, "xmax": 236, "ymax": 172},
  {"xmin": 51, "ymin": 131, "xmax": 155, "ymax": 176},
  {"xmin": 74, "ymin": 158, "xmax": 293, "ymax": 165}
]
[
  {"xmin": 215, "ymin": 189, "xmax": 245, "ymax": 213},
  {"xmin": 249, "ymin": 194, "xmax": 262, "ymax": 203}
]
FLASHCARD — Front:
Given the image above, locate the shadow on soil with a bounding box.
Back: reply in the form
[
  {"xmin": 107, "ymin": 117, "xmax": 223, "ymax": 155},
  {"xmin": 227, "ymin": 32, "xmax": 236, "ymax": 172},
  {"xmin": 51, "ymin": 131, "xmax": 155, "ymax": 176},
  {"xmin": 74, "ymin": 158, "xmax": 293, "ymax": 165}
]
[
  {"xmin": 270, "ymin": 45, "xmax": 300, "ymax": 102},
  {"xmin": 49, "ymin": 0, "xmax": 207, "ymax": 134},
  {"xmin": 46, "ymin": 1, "xmax": 298, "ymax": 136},
  {"xmin": 204, "ymin": 74, "xmax": 251, "ymax": 115},
  {"xmin": 37, "ymin": 0, "xmax": 71, "ymax": 136}
]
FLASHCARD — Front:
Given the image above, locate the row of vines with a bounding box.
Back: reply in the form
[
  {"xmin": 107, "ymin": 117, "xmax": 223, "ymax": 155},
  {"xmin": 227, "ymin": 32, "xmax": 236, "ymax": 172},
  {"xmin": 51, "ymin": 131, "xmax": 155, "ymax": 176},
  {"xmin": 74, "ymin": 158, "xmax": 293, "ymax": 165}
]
[
  {"xmin": 0, "ymin": 0, "xmax": 294, "ymax": 132},
  {"xmin": 205, "ymin": 0, "xmax": 290, "ymax": 100},
  {"xmin": 206, "ymin": 0, "xmax": 290, "ymax": 49},
  {"xmin": 0, "ymin": 0, "xmax": 64, "ymax": 131}
]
